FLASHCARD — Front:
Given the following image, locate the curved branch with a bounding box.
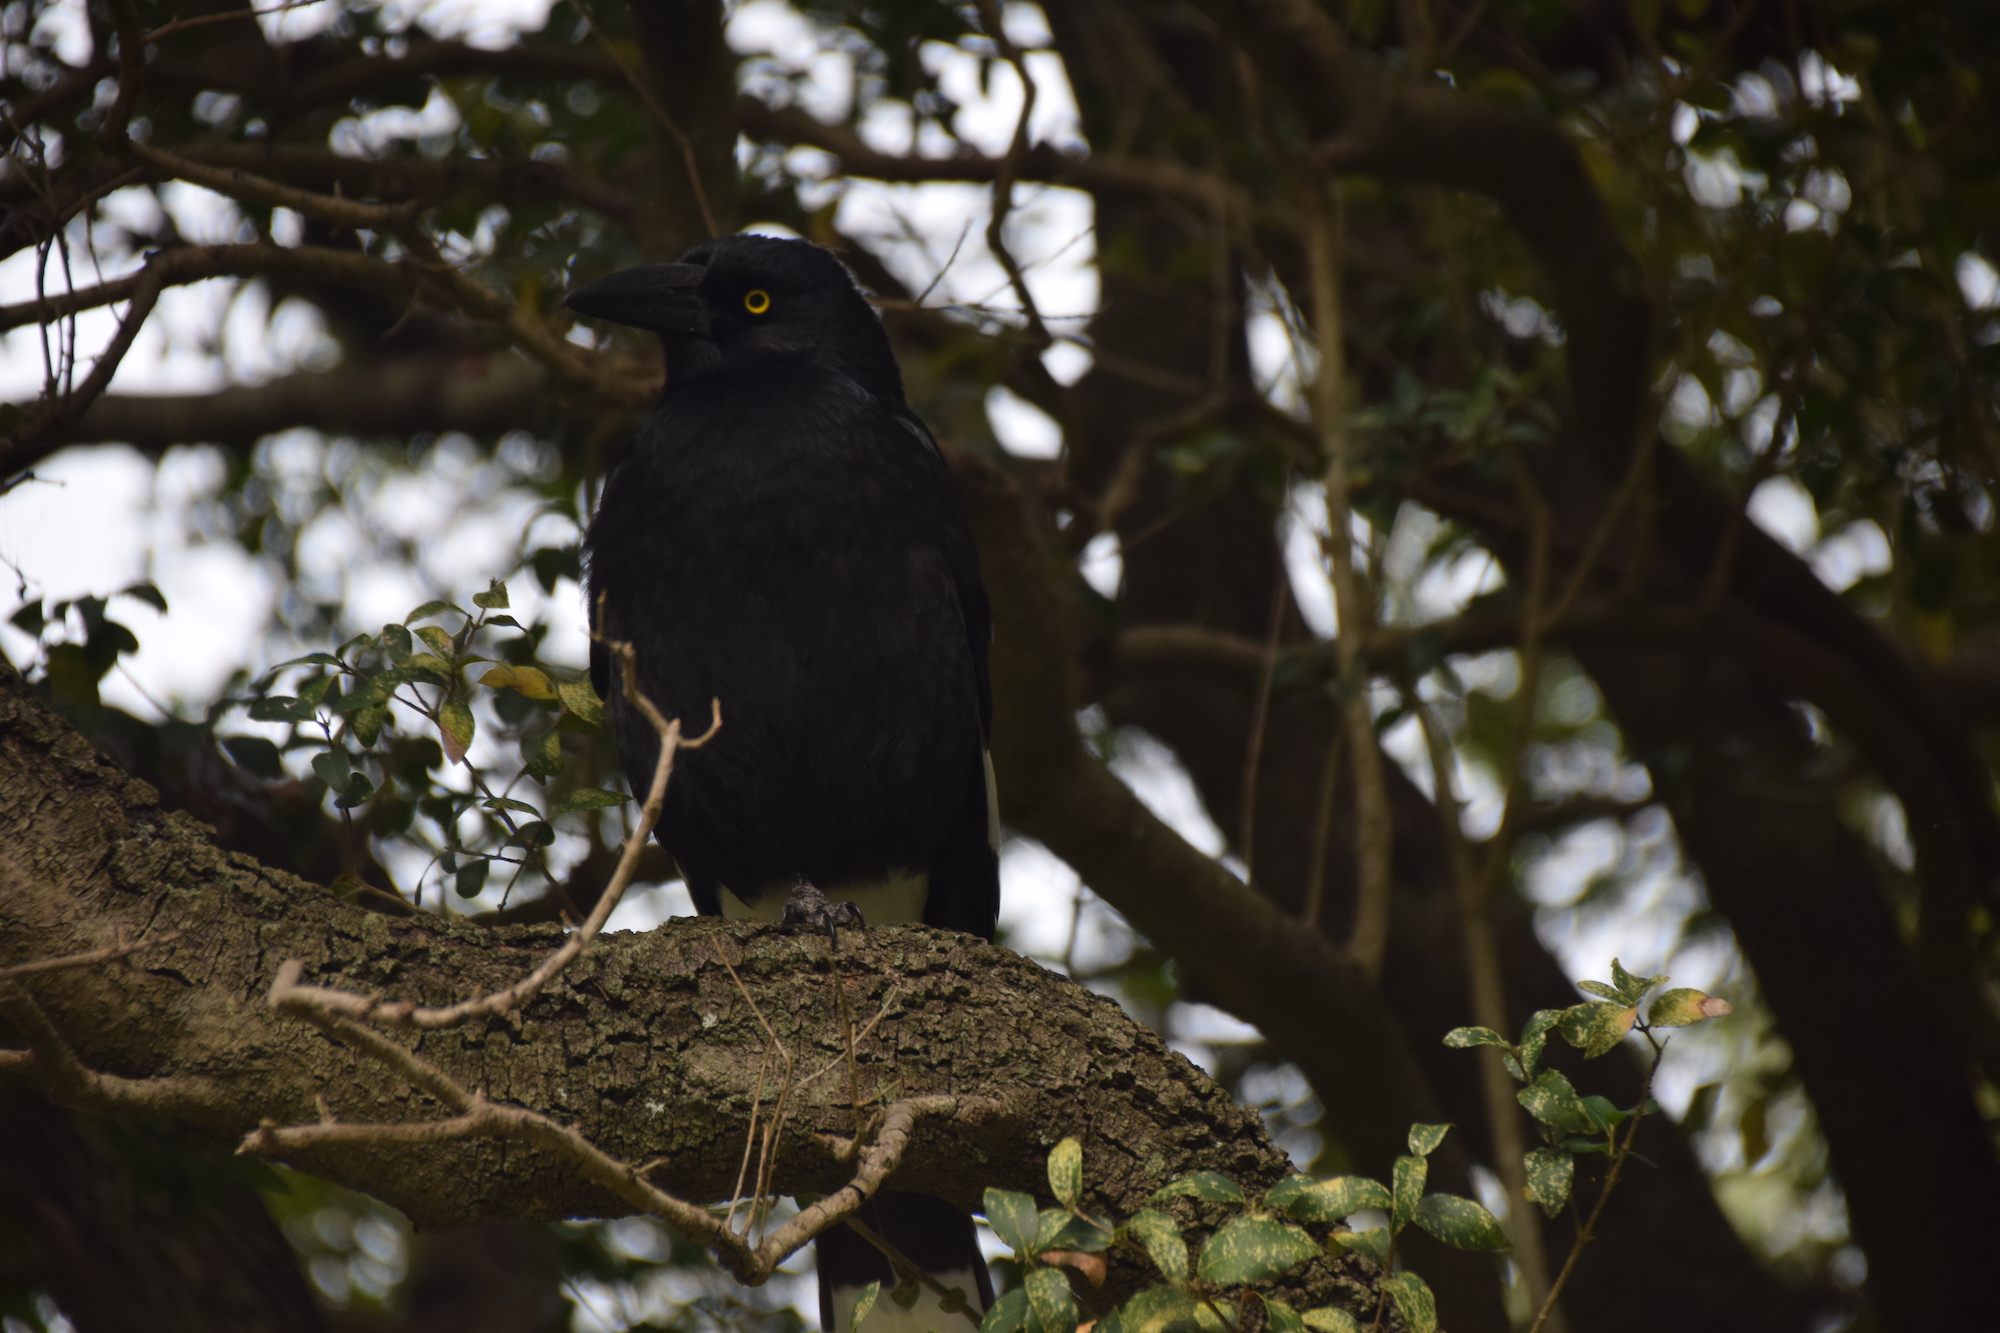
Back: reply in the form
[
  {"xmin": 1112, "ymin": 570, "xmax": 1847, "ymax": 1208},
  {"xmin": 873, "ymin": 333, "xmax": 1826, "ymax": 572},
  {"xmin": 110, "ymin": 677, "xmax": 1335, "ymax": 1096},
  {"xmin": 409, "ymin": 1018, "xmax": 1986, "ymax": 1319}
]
[
  {"xmin": 0, "ymin": 658, "xmax": 1292, "ymax": 1241},
  {"xmin": 59, "ymin": 356, "xmax": 551, "ymax": 453}
]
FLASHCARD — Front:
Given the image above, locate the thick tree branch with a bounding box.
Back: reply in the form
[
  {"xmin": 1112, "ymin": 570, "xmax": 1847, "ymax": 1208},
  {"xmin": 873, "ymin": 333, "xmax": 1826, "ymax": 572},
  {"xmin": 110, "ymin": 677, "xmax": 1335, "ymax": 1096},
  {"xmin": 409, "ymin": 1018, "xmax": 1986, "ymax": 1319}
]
[{"xmin": 0, "ymin": 658, "xmax": 1303, "ymax": 1255}]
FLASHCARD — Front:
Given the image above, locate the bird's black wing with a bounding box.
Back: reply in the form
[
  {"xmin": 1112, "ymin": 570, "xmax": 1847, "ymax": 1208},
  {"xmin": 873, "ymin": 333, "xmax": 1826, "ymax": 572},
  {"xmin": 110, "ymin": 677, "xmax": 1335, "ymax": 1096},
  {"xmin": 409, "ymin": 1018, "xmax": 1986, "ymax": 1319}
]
[
  {"xmin": 888, "ymin": 404, "xmax": 992, "ymax": 734},
  {"xmin": 886, "ymin": 403, "xmax": 998, "ymax": 941}
]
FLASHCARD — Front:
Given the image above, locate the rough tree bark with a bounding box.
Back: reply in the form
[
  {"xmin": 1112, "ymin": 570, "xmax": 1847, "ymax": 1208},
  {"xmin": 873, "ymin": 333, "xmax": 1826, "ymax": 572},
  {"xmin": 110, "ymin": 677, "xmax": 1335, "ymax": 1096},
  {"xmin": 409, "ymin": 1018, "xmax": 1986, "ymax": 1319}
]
[{"xmin": 0, "ymin": 656, "xmax": 1374, "ymax": 1314}]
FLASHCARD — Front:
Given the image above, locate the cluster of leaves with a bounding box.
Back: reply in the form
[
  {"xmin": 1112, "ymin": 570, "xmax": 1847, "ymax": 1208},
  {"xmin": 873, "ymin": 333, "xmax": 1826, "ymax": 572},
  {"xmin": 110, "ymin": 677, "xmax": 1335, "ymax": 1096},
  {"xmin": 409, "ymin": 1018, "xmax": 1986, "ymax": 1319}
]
[
  {"xmin": 862, "ymin": 1129, "xmax": 1502, "ymax": 1333},
  {"xmin": 7, "ymin": 581, "xmax": 167, "ymax": 710},
  {"xmin": 1445, "ymin": 959, "xmax": 1733, "ymax": 1220},
  {"xmin": 234, "ymin": 578, "xmax": 621, "ymax": 907},
  {"xmin": 907, "ymin": 964, "xmax": 1734, "ymax": 1333}
]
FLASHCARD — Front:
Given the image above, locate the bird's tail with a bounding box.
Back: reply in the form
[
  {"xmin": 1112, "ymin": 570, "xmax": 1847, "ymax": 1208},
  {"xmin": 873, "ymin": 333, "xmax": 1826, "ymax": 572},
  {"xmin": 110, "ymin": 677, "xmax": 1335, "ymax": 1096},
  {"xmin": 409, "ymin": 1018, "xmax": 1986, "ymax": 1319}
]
[{"xmin": 817, "ymin": 1192, "xmax": 992, "ymax": 1333}]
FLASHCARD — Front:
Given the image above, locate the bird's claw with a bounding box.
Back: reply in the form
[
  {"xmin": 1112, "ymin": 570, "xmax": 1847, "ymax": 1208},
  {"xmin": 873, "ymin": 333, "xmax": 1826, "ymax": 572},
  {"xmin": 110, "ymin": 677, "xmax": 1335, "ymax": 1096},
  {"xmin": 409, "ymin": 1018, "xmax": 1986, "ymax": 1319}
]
[{"xmin": 781, "ymin": 877, "xmax": 866, "ymax": 948}]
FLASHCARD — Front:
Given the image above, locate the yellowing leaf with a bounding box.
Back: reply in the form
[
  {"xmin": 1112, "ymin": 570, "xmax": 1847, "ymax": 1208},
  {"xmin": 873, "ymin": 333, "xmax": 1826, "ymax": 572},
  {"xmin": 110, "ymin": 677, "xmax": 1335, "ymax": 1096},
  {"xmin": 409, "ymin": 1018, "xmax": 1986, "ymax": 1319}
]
[
  {"xmin": 1123, "ymin": 1210, "xmax": 1188, "ymax": 1285},
  {"xmin": 1026, "ymin": 1264, "xmax": 1076, "ymax": 1333},
  {"xmin": 480, "ymin": 664, "xmax": 556, "ymax": 699},
  {"xmin": 1269, "ymin": 1175, "xmax": 1391, "ymax": 1223},
  {"xmin": 1194, "ymin": 1216, "xmax": 1318, "ymax": 1287},
  {"xmin": 439, "ymin": 701, "xmax": 475, "ymax": 764},
  {"xmin": 557, "ymin": 677, "xmax": 604, "ymax": 727},
  {"xmin": 1649, "ymin": 987, "xmax": 1733, "ymax": 1026},
  {"xmin": 1381, "ymin": 1273, "xmax": 1437, "ymax": 1333},
  {"xmin": 1048, "ymin": 1137, "xmax": 1083, "ymax": 1210},
  {"xmin": 1117, "ymin": 1288, "xmax": 1199, "ymax": 1333}
]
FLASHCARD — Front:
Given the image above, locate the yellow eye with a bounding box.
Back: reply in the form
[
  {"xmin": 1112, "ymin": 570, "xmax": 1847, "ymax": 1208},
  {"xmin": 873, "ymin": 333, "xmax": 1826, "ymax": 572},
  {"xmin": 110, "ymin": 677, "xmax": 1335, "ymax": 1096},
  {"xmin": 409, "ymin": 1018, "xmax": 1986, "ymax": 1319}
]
[{"xmin": 743, "ymin": 289, "xmax": 771, "ymax": 315}]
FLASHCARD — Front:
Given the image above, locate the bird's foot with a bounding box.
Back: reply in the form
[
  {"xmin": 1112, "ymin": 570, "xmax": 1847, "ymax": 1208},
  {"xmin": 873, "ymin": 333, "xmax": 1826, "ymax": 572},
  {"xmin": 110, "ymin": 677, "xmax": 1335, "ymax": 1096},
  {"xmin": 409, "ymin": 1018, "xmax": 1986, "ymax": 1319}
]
[{"xmin": 781, "ymin": 877, "xmax": 865, "ymax": 948}]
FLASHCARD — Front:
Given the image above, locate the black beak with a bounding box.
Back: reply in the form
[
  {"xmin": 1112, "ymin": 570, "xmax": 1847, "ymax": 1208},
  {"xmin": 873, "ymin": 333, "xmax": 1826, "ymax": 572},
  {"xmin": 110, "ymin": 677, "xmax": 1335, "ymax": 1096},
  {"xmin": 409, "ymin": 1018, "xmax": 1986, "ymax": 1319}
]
[{"xmin": 564, "ymin": 263, "xmax": 710, "ymax": 336}]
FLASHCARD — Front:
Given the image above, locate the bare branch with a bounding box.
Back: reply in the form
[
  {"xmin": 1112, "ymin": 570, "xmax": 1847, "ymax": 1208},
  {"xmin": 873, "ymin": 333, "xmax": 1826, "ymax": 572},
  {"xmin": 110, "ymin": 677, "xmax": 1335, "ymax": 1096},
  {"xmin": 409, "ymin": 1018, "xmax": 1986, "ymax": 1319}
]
[
  {"xmin": 0, "ymin": 932, "xmax": 178, "ymax": 983},
  {"xmin": 123, "ymin": 140, "xmax": 423, "ymax": 234}
]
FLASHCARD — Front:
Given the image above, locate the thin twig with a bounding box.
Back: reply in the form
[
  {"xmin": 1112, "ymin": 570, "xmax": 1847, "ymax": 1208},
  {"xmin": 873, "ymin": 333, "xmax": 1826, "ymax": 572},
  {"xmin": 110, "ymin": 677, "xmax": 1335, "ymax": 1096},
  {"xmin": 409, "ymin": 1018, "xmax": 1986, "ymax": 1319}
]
[
  {"xmin": 1299, "ymin": 725, "xmax": 1346, "ymax": 929},
  {"xmin": 141, "ymin": 0, "xmax": 324, "ymax": 44},
  {"xmin": 843, "ymin": 1215, "xmax": 985, "ymax": 1327},
  {"xmin": 571, "ymin": 0, "xmax": 717, "ymax": 239},
  {"xmin": 272, "ymin": 669, "xmax": 718, "ymax": 1029},
  {"xmin": 1525, "ymin": 1038, "xmax": 1665, "ymax": 1333},
  {"xmin": 0, "ymin": 931, "xmax": 178, "ymax": 983},
  {"xmin": 1238, "ymin": 550, "xmax": 1290, "ymax": 891},
  {"xmin": 256, "ymin": 958, "xmax": 993, "ymax": 1284},
  {"xmin": 1306, "ymin": 179, "xmax": 1393, "ymax": 979},
  {"xmin": 1409, "ymin": 693, "xmax": 1558, "ymax": 1318},
  {"xmin": 973, "ymin": 0, "xmax": 1050, "ymax": 350}
]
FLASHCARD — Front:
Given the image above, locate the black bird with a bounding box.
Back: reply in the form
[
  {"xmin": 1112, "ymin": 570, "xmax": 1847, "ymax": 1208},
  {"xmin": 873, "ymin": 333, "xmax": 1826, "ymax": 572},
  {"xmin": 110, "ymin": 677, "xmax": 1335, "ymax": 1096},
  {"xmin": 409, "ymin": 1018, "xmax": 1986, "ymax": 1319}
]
[{"xmin": 569, "ymin": 235, "xmax": 999, "ymax": 1333}]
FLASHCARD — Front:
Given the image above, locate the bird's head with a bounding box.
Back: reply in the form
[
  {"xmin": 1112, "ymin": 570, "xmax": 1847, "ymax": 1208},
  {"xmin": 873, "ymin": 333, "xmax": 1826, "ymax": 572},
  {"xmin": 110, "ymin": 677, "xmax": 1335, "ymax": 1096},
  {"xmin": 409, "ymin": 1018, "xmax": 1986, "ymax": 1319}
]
[{"xmin": 563, "ymin": 235, "xmax": 903, "ymax": 399}]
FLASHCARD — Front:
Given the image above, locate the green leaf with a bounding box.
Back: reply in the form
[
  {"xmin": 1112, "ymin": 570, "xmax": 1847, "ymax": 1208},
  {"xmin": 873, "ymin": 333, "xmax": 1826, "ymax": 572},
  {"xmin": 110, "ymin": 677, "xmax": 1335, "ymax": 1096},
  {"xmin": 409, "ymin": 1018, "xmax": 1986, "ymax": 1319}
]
[
  {"xmin": 1575, "ymin": 980, "xmax": 1623, "ymax": 1002},
  {"xmin": 120, "ymin": 581, "xmax": 168, "ymax": 612},
  {"xmin": 1441, "ymin": 1026, "xmax": 1509, "ymax": 1050},
  {"xmin": 1152, "ymin": 1172, "xmax": 1244, "ymax": 1204},
  {"xmin": 1517, "ymin": 1008, "xmax": 1565, "ymax": 1078},
  {"xmin": 1518, "ymin": 1069, "xmax": 1597, "ymax": 1136},
  {"xmin": 333, "ymin": 771, "xmax": 374, "ymax": 810},
  {"xmin": 1558, "ymin": 1001, "xmax": 1636, "ymax": 1058},
  {"xmin": 1524, "ymin": 1147, "xmax": 1574, "ymax": 1217},
  {"xmin": 521, "ymin": 729, "xmax": 562, "ymax": 776},
  {"xmin": 1118, "ymin": 1288, "xmax": 1200, "ymax": 1333},
  {"xmin": 1381, "ymin": 1272, "xmax": 1437, "ymax": 1333},
  {"xmin": 472, "ymin": 579, "xmax": 510, "ymax": 609},
  {"xmin": 511, "ymin": 820, "xmax": 554, "ymax": 848},
  {"xmin": 1407, "ymin": 1123, "xmax": 1451, "ymax": 1157},
  {"xmin": 980, "ymin": 1286, "xmax": 1029, "ymax": 1333},
  {"xmin": 1411, "ymin": 1194, "xmax": 1508, "ymax": 1251},
  {"xmin": 1329, "ymin": 1227, "xmax": 1390, "ymax": 1268},
  {"xmin": 406, "ymin": 599, "xmax": 457, "ymax": 623},
  {"xmin": 1036, "ymin": 1207, "xmax": 1076, "ymax": 1252},
  {"xmin": 985, "ymin": 1188, "xmax": 1040, "ymax": 1256},
  {"xmin": 1026, "ymin": 1265, "xmax": 1076, "ymax": 1333},
  {"xmin": 1038, "ymin": 1212, "xmax": 1114, "ymax": 1254},
  {"xmin": 1585, "ymin": 1096, "xmax": 1629, "ymax": 1133},
  {"xmin": 247, "ymin": 696, "xmax": 301, "ymax": 723},
  {"xmin": 379, "ymin": 623, "xmax": 413, "ymax": 661},
  {"xmin": 1048, "ymin": 1137, "xmax": 1083, "ymax": 1210},
  {"xmin": 224, "ymin": 734, "xmax": 285, "ymax": 779},
  {"xmin": 439, "ymin": 701, "xmax": 475, "ymax": 764},
  {"xmin": 1270, "ymin": 1176, "xmax": 1392, "ymax": 1223},
  {"xmin": 311, "ymin": 748, "xmax": 352, "ymax": 791},
  {"xmin": 1261, "ymin": 1298, "xmax": 1304, "ymax": 1333},
  {"xmin": 1648, "ymin": 987, "xmax": 1732, "ymax": 1027},
  {"xmin": 1123, "ymin": 1210, "xmax": 1188, "ymax": 1284},
  {"xmin": 351, "ymin": 704, "xmax": 386, "ymax": 748},
  {"xmin": 1195, "ymin": 1216, "xmax": 1319, "ymax": 1287},
  {"xmin": 1390, "ymin": 1155, "xmax": 1426, "ymax": 1233},
  {"xmin": 1609, "ymin": 957, "xmax": 1668, "ymax": 1006},
  {"xmin": 9, "ymin": 601, "xmax": 46, "ymax": 635},
  {"xmin": 1301, "ymin": 1308, "xmax": 1361, "ymax": 1333},
  {"xmin": 415, "ymin": 625, "xmax": 456, "ymax": 659},
  {"xmin": 851, "ymin": 1281, "xmax": 881, "ymax": 1329},
  {"xmin": 483, "ymin": 796, "xmax": 540, "ymax": 816},
  {"xmin": 455, "ymin": 858, "xmax": 490, "ymax": 899},
  {"xmin": 551, "ymin": 787, "xmax": 630, "ymax": 816},
  {"xmin": 557, "ymin": 677, "xmax": 604, "ymax": 726}
]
